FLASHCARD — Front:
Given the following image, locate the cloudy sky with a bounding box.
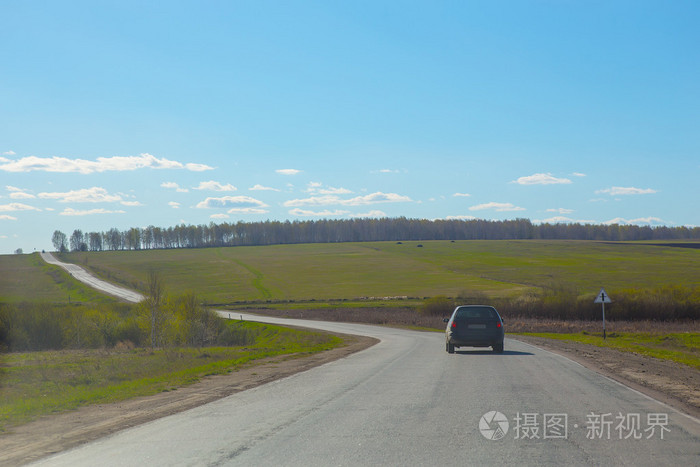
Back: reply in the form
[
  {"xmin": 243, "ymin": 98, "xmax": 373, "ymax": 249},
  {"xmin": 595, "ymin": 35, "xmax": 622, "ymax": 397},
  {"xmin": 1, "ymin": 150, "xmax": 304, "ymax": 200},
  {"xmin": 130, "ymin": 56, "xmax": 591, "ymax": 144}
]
[{"xmin": 1, "ymin": 1, "xmax": 698, "ymax": 254}]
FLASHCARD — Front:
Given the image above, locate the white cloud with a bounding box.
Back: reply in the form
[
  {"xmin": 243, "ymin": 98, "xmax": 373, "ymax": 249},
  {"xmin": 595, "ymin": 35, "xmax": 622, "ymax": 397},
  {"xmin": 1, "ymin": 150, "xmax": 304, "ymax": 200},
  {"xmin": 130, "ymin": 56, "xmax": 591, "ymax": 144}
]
[
  {"xmin": 250, "ymin": 184, "xmax": 280, "ymax": 192},
  {"xmin": 372, "ymin": 168, "xmax": 404, "ymax": 174},
  {"xmin": 169, "ymin": 202, "xmax": 181, "ymax": 209},
  {"xmin": 572, "ymin": 172, "xmax": 586, "ymax": 177},
  {"xmin": 603, "ymin": 216, "xmax": 665, "ymax": 225},
  {"xmin": 194, "ymin": 181, "xmax": 237, "ymax": 192},
  {"xmin": 289, "ymin": 208, "xmax": 350, "ymax": 217},
  {"xmin": 10, "ymin": 191, "xmax": 35, "ymax": 200},
  {"xmin": 534, "ymin": 216, "xmax": 598, "ymax": 224},
  {"xmin": 2, "ymin": 151, "xmax": 16, "ymax": 156},
  {"xmin": 6, "ymin": 186, "xmax": 35, "ymax": 199},
  {"xmin": 446, "ymin": 215, "xmax": 477, "ymax": 220},
  {"xmin": 632, "ymin": 216, "xmax": 664, "ymax": 224},
  {"xmin": 546, "ymin": 208, "xmax": 574, "ymax": 214},
  {"xmin": 349, "ymin": 210, "xmax": 387, "ymax": 218},
  {"xmin": 276, "ymin": 169, "xmax": 301, "ymax": 175},
  {"xmin": 306, "ymin": 182, "xmax": 352, "ymax": 195},
  {"xmin": 227, "ymin": 207, "xmax": 269, "ymax": 214},
  {"xmin": 452, "ymin": 193, "xmax": 471, "ymax": 197},
  {"xmin": 342, "ymin": 192, "xmax": 412, "ymax": 206},
  {"xmin": 596, "ymin": 186, "xmax": 657, "ymax": 196},
  {"xmin": 541, "ymin": 216, "xmax": 576, "ymax": 223},
  {"xmin": 0, "ymin": 214, "xmax": 17, "ymax": 220},
  {"xmin": 284, "ymin": 191, "xmax": 411, "ymax": 208},
  {"xmin": 284, "ymin": 195, "xmax": 342, "ymax": 207},
  {"xmin": 196, "ymin": 196, "xmax": 268, "ymax": 210},
  {"xmin": 60, "ymin": 208, "xmax": 126, "ymax": 216},
  {"xmin": 210, "ymin": 213, "xmax": 230, "ymax": 219},
  {"xmin": 0, "ymin": 202, "xmax": 41, "ymax": 212},
  {"xmin": 120, "ymin": 201, "xmax": 143, "ymax": 207},
  {"xmin": 321, "ymin": 186, "xmax": 352, "ymax": 195},
  {"xmin": 469, "ymin": 202, "xmax": 525, "ymax": 212},
  {"xmin": 185, "ymin": 163, "xmax": 215, "ymax": 172},
  {"xmin": 38, "ymin": 187, "xmax": 122, "ymax": 203},
  {"xmin": 513, "ymin": 173, "xmax": 572, "ymax": 185},
  {"xmin": 161, "ymin": 182, "xmax": 189, "ymax": 193},
  {"xmin": 0, "ymin": 153, "xmax": 213, "ymax": 174}
]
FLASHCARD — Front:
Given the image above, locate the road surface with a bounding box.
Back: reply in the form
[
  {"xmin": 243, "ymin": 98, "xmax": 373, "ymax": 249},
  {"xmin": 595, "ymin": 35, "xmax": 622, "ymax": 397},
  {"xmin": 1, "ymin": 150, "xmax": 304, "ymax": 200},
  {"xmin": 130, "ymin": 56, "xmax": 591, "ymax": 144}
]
[
  {"xmin": 31, "ymin": 314, "xmax": 700, "ymax": 466},
  {"xmin": 40, "ymin": 252, "xmax": 144, "ymax": 303}
]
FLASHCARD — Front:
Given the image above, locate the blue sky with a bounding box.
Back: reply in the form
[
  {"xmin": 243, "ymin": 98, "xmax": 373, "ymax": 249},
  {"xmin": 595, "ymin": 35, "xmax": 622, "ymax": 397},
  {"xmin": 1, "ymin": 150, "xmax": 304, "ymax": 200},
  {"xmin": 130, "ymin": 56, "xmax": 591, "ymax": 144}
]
[{"xmin": 1, "ymin": 1, "xmax": 698, "ymax": 254}]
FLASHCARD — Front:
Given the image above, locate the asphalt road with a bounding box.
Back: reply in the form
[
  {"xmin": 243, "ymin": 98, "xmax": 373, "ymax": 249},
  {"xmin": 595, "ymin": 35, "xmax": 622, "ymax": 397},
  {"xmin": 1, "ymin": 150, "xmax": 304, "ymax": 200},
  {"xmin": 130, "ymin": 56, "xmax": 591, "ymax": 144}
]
[
  {"xmin": 32, "ymin": 314, "xmax": 700, "ymax": 467},
  {"xmin": 40, "ymin": 252, "xmax": 144, "ymax": 303}
]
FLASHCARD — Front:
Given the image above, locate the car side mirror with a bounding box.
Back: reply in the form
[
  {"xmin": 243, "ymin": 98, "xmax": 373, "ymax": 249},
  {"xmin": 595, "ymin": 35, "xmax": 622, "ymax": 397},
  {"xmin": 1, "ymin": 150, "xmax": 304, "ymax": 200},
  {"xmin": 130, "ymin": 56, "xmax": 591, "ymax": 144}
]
[{"xmin": 501, "ymin": 318, "xmax": 505, "ymax": 324}]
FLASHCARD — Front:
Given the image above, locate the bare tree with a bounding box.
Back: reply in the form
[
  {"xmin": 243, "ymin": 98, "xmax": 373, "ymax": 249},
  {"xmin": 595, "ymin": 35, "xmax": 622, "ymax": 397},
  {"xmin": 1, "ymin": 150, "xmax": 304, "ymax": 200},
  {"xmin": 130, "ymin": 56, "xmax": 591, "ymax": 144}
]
[{"xmin": 144, "ymin": 271, "xmax": 167, "ymax": 348}]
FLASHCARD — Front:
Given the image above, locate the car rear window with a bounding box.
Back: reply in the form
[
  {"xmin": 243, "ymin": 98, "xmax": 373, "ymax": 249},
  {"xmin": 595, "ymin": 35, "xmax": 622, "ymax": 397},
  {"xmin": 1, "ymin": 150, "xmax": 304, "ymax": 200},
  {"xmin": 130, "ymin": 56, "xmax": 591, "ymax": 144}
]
[{"xmin": 455, "ymin": 307, "xmax": 497, "ymax": 319}]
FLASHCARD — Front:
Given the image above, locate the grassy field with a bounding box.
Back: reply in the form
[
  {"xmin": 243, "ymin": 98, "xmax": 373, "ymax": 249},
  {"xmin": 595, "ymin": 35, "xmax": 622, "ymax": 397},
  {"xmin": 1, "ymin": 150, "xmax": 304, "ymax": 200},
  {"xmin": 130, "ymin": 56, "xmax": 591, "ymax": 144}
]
[
  {"xmin": 48, "ymin": 240, "xmax": 700, "ymax": 304},
  {"xmin": 0, "ymin": 321, "xmax": 343, "ymax": 430},
  {"xmin": 0, "ymin": 253, "xmax": 117, "ymax": 304}
]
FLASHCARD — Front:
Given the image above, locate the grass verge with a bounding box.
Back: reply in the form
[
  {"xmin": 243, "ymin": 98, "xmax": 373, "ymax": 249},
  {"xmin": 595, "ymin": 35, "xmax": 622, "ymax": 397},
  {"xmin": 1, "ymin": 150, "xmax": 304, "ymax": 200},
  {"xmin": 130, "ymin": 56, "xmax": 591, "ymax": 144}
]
[
  {"xmin": 0, "ymin": 321, "xmax": 343, "ymax": 432},
  {"xmin": 515, "ymin": 331, "xmax": 700, "ymax": 369}
]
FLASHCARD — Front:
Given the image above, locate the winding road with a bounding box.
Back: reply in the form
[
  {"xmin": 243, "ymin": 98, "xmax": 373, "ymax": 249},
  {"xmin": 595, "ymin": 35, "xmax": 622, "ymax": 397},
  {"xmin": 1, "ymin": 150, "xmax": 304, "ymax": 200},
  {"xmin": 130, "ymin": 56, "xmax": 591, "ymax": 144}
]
[
  {"xmin": 34, "ymin": 255, "xmax": 700, "ymax": 466},
  {"xmin": 40, "ymin": 252, "xmax": 144, "ymax": 303}
]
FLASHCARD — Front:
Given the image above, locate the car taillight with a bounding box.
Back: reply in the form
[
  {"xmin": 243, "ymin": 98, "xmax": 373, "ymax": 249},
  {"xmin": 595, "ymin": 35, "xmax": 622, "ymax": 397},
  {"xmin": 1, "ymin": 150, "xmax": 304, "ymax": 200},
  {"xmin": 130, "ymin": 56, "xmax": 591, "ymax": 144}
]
[
  {"xmin": 451, "ymin": 322, "xmax": 457, "ymax": 328},
  {"xmin": 497, "ymin": 322, "xmax": 502, "ymax": 328}
]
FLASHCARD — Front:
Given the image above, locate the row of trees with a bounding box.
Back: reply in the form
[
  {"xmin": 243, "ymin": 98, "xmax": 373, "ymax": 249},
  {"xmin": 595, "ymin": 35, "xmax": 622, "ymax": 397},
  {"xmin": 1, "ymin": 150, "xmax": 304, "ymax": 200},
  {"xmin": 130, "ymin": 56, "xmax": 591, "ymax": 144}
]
[{"xmin": 52, "ymin": 218, "xmax": 699, "ymax": 252}]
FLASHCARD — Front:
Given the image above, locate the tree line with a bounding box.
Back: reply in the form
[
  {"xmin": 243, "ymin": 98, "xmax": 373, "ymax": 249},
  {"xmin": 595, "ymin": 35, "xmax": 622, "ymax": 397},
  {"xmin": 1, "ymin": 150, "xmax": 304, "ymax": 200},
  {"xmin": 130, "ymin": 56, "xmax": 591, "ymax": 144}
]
[{"xmin": 51, "ymin": 217, "xmax": 700, "ymax": 252}]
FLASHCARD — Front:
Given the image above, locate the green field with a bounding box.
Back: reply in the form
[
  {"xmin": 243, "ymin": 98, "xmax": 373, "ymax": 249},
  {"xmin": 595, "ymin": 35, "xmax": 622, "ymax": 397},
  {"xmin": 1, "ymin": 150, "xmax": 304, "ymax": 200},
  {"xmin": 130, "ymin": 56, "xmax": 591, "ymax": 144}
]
[
  {"xmin": 0, "ymin": 253, "xmax": 117, "ymax": 304},
  {"xmin": 0, "ymin": 321, "xmax": 343, "ymax": 430},
  {"xmin": 34, "ymin": 240, "xmax": 700, "ymax": 305}
]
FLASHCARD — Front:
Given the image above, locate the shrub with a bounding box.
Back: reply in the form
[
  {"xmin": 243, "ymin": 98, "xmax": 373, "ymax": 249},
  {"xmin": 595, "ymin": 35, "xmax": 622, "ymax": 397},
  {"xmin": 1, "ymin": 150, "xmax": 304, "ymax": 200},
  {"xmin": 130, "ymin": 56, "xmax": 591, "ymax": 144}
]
[{"xmin": 420, "ymin": 296, "xmax": 454, "ymax": 316}]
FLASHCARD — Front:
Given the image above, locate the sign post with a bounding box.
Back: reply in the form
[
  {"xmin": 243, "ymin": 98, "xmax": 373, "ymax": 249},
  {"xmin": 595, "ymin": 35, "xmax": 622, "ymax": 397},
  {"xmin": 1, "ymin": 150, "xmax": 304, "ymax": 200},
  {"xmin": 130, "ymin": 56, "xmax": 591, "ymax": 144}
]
[{"xmin": 594, "ymin": 288, "xmax": 612, "ymax": 339}]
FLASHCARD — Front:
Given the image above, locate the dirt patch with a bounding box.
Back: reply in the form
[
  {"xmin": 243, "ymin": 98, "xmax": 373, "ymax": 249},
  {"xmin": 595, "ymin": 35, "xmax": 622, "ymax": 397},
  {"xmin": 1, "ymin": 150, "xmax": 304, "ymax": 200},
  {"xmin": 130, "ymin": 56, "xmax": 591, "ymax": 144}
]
[
  {"xmin": 0, "ymin": 333, "xmax": 377, "ymax": 467},
  {"xmin": 511, "ymin": 335, "xmax": 700, "ymax": 420}
]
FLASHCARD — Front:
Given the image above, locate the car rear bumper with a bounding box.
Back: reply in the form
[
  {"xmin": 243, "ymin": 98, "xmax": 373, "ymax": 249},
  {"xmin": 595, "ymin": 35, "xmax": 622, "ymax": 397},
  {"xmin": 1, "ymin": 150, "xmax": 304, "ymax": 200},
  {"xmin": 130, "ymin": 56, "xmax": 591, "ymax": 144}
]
[{"xmin": 447, "ymin": 331, "xmax": 504, "ymax": 347}]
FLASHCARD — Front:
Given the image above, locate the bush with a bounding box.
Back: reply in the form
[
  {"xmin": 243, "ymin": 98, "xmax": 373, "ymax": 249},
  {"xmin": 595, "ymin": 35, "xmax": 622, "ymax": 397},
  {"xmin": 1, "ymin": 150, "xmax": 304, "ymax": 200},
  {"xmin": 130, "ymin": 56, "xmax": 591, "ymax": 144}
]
[
  {"xmin": 0, "ymin": 292, "xmax": 259, "ymax": 353},
  {"xmin": 420, "ymin": 296, "xmax": 454, "ymax": 316},
  {"xmin": 494, "ymin": 284, "xmax": 699, "ymax": 322}
]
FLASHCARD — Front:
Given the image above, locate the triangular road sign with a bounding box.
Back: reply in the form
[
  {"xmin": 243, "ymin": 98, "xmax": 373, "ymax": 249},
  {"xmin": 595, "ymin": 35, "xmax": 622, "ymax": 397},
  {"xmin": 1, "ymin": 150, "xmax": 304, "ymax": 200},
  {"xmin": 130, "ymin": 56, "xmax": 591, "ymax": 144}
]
[{"xmin": 594, "ymin": 288, "xmax": 612, "ymax": 304}]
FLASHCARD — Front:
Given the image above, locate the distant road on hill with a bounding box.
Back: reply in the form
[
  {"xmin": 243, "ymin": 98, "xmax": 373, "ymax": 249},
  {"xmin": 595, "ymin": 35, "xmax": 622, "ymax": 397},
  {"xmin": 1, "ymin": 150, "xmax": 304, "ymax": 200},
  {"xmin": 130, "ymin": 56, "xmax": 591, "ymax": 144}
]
[{"xmin": 40, "ymin": 252, "xmax": 144, "ymax": 303}]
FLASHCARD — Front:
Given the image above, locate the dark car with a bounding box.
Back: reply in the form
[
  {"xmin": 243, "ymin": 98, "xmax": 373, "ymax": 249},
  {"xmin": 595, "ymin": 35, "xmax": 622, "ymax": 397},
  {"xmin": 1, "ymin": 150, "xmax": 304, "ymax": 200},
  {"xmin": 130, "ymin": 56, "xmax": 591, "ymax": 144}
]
[{"xmin": 444, "ymin": 305, "xmax": 504, "ymax": 353}]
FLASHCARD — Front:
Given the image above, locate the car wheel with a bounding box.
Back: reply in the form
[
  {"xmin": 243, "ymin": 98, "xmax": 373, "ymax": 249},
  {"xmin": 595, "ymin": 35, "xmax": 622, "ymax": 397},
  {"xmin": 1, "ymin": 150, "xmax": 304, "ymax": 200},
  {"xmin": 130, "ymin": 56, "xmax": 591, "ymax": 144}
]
[
  {"xmin": 493, "ymin": 342, "xmax": 504, "ymax": 353},
  {"xmin": 448, "ymin": 343, "xmax": 455, "ymax": 354}
]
